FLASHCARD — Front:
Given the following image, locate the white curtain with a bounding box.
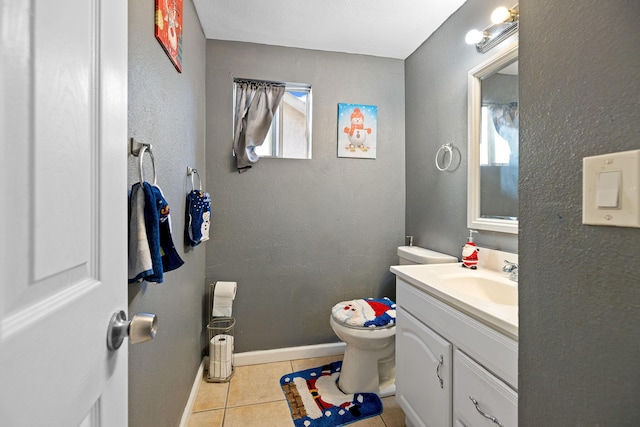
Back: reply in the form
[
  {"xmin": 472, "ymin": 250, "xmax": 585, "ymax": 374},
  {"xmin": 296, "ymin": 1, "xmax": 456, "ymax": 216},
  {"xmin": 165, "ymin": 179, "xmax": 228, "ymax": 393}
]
[{"xmin": 233, "ymin": 81, "xmax": 285, "ymax": 173}]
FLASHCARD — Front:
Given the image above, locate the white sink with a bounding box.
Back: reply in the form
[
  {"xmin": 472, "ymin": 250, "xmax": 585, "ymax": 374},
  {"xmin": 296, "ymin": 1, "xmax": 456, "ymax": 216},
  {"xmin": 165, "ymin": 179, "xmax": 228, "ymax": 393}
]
[
  {"xmin": 438, "ymin": 273, "xmax": 517, "ymax": 306},
  {"xmin": 390, "ymin": 262, "xmax": 518, "ymax": 339}
]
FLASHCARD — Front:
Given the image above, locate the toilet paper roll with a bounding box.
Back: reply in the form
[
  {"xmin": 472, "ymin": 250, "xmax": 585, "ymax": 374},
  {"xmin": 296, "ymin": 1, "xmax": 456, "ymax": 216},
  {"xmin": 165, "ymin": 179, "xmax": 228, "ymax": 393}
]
[
  {"xmin": 209, "ymin": 334, "xmax": 234, "ymax": 362},
  {"xmin": 209, "ymin": 334, "xmax": 234, "ymax": 378},
  {"xmin": 209, "ymin": 360, "xmax": 233, "ymax": 379},
  {"xmin": 212, "ymin": 281, "xmax": 237, "ymax": 317}
]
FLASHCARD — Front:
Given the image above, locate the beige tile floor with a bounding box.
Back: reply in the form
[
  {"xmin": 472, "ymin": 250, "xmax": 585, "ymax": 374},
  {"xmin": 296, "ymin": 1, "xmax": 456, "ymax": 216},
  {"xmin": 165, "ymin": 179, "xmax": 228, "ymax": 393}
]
[{"xmin": 189, "ymin": 355, "xmax": 406, "ymax": 427}]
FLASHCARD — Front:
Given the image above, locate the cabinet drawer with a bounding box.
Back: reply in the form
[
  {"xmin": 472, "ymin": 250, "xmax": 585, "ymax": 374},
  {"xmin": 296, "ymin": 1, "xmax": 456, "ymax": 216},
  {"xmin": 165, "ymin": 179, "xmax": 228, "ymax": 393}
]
[{"xmin": 454, "ymin": 350, "xmax": 517, "ymax": 427}]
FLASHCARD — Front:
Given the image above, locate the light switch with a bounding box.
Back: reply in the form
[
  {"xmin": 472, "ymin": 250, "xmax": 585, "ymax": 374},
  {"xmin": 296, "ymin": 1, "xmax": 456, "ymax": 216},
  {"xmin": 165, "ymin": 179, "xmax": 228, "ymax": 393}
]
[
  {"xmin": 583, "ymin": 149, "xmax": 640, "ymax": 228},
  {"xmin": 596, "ymin": 170, "xmax": 620, "ymax": 208}
]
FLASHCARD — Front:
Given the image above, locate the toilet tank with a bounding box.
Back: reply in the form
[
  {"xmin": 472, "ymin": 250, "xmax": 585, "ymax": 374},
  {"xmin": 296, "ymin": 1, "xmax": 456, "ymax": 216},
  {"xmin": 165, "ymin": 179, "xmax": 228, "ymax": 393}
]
[{"xmin": 397, "ymin": 246, "xmax": 458, "ymax": 265}]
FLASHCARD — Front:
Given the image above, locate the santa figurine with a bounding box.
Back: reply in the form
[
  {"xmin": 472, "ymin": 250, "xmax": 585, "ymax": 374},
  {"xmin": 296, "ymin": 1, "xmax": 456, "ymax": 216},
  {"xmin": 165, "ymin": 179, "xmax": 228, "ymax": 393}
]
[{"xmin": 461, "ymin": 230, "xmax": 479, "ymax": 269}]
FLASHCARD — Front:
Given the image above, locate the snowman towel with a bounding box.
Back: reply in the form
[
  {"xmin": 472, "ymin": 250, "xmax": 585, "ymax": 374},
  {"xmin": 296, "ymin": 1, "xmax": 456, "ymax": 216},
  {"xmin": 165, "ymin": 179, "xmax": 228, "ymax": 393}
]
[{"xmin": 185, "ymin": 190, "xmax": 211, "ymax": 247}]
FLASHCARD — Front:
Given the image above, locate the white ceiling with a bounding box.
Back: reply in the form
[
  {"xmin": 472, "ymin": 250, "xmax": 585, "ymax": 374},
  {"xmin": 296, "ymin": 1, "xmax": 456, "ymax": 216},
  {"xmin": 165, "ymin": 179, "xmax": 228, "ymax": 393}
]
[{"xmin": 192, "ymin": 0, "xmax": 468, "ymax": 60}]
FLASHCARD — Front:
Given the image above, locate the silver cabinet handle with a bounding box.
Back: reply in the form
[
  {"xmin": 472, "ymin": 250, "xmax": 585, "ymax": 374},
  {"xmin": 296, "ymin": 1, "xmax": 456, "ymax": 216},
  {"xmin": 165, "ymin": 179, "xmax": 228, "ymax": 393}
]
[
  {"xmin": 469, "ymin": 396, "xmax": 504, "ymax": 427},
  {"xmin": 436, "ymin": 355, "xmax": 444, "ymax": 389},
  {"xmin": 107, "ymin": 310, "xmax": 157, "ymax": 350}
]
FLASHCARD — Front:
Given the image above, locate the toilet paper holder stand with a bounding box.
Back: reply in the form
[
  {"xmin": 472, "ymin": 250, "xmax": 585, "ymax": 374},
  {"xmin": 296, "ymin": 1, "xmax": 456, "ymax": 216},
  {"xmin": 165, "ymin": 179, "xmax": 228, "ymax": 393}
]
[{"xmin": 206, "ymin": 282, "xmax": 236, "ymax": 382}]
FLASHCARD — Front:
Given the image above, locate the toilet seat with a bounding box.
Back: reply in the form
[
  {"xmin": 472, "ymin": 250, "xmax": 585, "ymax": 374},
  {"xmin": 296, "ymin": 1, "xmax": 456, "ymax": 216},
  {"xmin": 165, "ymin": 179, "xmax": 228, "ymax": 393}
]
[{"xmin": 331, "ymin": 297, "xmax": 396, "ymax": 329}]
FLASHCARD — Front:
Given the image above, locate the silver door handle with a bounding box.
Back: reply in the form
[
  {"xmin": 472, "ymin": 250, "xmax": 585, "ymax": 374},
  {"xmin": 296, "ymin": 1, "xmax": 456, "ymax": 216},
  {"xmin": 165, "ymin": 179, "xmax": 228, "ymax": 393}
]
[
  {"xmin": 107, "ymin": 310, "xmax": 157, "ymax": 350},
  {"xmin": 436, "ymin": 355, "xmax": 444, "ymax": 389},
  {"xmin": 469, "ymin": 396, "xmax": 504, "ymax": 426}
]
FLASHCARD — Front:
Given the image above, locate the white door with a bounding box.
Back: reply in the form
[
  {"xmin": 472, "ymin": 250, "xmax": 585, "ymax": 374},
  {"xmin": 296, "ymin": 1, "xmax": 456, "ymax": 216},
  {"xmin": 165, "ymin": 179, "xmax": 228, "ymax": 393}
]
[{"xmin": 0, "ymin": 0, "xmax": 128, "ymax": 426}]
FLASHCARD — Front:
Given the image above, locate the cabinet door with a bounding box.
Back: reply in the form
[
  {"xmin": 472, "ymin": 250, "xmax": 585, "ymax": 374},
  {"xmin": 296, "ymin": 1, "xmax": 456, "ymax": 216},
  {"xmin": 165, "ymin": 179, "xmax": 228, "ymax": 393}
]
[
  {"xmin": 396, "ymin": 308, "xmax": 452, "ymax": 427},
  {"xmin": 453, "ymin": 350, "xmax": 518, "ymax": 427}
]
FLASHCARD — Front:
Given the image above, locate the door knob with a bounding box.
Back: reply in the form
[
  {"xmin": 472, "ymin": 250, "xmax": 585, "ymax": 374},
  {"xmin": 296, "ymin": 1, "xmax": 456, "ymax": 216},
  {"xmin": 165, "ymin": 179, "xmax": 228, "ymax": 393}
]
[{"xmin": 107, "ymin": 310, "xmax": 157, "ymax": 351}]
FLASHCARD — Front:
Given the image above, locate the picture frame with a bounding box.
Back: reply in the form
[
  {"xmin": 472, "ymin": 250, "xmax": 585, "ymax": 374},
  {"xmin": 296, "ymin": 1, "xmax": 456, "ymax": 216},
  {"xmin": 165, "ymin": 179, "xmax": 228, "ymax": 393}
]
[
  {"xmin": 155, "ymin": 0, "xmax": 183, "ymax": 73},
  {"xmin": 337, "ymin": 103, "xmax": 377, "ymax": 159}
]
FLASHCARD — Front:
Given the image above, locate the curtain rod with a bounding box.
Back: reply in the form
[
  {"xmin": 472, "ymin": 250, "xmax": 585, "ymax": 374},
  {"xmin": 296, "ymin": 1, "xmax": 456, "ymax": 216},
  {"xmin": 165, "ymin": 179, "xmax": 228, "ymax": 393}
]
[
  {"xmin": 482, "ymin": 101, "xmax": 519, "ymax": 106},
  {"xmin": 233, "ymin": 77, "xmax": 311, "ymax": 89},
  {"xmin": 233, "ymin": 77, "xmax": 286, "ymax": 87}
]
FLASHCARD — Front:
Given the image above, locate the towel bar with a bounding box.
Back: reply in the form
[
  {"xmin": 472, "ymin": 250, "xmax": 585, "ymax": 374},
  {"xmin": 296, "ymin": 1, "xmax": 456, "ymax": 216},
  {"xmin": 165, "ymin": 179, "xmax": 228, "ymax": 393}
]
[
  {"xmin": 187, "ymin": 166, "xmax": 202, "ymax": 191},
  {"xmin": 130, "ymin": 138, "xmax": 157, "ymax": 185}
]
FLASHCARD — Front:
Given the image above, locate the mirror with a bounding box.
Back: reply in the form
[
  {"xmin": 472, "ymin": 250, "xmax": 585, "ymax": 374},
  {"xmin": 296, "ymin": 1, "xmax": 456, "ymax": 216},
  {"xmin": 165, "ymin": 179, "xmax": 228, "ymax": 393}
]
[{"xmin": 467, "ymin": 41, "xmax": 518, "ymax": 234}]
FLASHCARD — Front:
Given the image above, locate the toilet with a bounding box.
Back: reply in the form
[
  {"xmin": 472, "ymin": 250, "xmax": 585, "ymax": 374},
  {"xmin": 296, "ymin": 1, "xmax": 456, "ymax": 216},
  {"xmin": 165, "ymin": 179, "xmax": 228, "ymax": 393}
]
[{"xmin": 330, "ymin": 245, "xmax": 458, "ymax": 397}]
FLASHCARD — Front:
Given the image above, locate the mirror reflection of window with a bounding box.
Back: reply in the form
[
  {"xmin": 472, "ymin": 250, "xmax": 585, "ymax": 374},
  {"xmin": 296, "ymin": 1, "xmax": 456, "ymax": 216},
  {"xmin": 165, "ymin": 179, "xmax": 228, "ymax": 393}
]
[{"xmin": 480, "ymin": 106, "xmax": 511, "ymax": 166}]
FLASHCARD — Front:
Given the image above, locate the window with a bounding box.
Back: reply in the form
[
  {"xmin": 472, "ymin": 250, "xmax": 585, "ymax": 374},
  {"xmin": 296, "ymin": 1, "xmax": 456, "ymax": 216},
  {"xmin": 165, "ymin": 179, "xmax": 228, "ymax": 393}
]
[{"xmin": 233, "ymin": 80, "xmax": 312, "ymax": 159}]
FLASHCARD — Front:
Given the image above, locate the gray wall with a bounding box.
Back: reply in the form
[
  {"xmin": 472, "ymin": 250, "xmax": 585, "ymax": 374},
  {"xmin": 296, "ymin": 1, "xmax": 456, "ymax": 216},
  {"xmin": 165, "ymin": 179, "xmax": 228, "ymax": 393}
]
[
  {"xmin": 205, "ymin": 41, "xmax": 406, "ymax": 352},
  {"xmin": 405, "ymin": 0, "xmax": 517, "ymax": 255},
  {"xmin": 519, "ymin": 1, "xmax": 640, "ymax": 425},
  {"xmin": 407, "ymin": 0, "xmax": 639, "ymax": 424},
  {"xmin": 123, "ymin": 1, "xmax": 639, "ymax": 425},
  {"xmin": 128, "ymin": 1, "xmax": 206, "ymax": 426}
]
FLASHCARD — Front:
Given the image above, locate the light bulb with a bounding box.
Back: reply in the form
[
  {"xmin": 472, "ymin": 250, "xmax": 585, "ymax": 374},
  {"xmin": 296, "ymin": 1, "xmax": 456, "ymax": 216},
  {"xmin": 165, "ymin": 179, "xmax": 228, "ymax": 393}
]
[
  {"xmin": 491, "ymin": 6, "xmax": 513, "ymax": 24},
  {"xmin": 465, "ymin": 29, "xmax": 485, "ymax": 45}
]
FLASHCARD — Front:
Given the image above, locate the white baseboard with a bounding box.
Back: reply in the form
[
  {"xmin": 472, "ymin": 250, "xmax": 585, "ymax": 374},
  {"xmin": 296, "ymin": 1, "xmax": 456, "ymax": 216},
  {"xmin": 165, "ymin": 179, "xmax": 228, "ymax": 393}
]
[
  {"xmin": 179, "ymin": 360, "xmax": 204, "ymax": 427},
  {"xmin": 234, "ymin": 342, "xmax": 346, "ymax": 366}
]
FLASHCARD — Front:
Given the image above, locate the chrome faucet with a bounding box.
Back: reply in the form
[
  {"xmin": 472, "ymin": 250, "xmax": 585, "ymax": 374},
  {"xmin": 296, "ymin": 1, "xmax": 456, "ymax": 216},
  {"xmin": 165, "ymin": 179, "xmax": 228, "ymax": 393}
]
[{"xmin": 502, "ymin": 260, "xmax": 518, "ymax": 282}]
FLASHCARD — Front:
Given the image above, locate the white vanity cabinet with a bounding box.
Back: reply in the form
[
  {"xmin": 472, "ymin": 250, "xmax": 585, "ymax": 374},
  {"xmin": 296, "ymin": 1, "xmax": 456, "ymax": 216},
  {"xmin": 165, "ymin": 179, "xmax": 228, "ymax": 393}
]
[
  {"xmin": 396, "ymin": 278, "xmax": 518, "ymax": 427},
  {"xmin": 396, "ymin": 308, "xmax": 452, "ymax": 427}
]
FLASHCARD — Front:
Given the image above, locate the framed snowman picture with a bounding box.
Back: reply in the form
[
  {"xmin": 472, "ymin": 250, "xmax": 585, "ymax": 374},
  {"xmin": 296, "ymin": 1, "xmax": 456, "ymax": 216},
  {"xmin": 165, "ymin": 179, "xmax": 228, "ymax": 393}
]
[{"xmin": 337, "ymin": 103, "xmax": 377, "ymax": 159}]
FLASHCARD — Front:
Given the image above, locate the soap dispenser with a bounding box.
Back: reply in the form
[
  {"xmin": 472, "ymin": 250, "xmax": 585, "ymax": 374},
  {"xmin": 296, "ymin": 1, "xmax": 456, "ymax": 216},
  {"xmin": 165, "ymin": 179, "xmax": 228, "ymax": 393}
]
[{"xmin": 462, "ymin": 230, "xmax": 479, "ymax": 269}]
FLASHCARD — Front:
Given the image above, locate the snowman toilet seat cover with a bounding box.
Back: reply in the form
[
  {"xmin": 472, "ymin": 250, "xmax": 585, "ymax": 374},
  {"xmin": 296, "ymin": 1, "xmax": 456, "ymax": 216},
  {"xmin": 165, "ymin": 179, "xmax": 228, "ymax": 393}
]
[{"xmin": 331, "ymin": 297, "xmax": 396, "ymax": 328}]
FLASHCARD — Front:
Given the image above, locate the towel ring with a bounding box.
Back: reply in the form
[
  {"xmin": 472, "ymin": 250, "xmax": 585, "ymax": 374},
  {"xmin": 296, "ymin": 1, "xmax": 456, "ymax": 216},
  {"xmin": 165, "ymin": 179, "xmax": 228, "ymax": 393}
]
[
  {"xmin": 187, "ymin": 167, "xmax": 202, "ymax": 191},
  {"xmin": 435, "ymin": 143, "xmax": 453, "ymax": 171},
  {"xmin": 138, "ymin": 145, "xmax": 157, "ymax": 185}
]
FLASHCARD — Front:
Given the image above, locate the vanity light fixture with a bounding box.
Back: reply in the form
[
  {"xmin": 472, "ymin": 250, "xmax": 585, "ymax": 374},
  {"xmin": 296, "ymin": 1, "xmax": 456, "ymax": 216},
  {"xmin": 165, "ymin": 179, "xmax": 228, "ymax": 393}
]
[
  {"xmin": 464, "ymin": 29, "xmax": 487, "ymax": 45},
  {"xmin": 465, "ymin": 4, "xmax": 519, "ymax": 53},
  {"xmin": 491, "ymin": 6, "xmax": 518, "ymax": 24}
]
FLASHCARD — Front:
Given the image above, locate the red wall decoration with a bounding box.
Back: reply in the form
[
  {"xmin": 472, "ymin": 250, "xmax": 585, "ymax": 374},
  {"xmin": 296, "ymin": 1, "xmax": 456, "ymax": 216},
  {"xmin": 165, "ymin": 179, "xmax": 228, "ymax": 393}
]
[{"xmin": 155, "ymin": 0, "xmax": 183, "ymax": 72}]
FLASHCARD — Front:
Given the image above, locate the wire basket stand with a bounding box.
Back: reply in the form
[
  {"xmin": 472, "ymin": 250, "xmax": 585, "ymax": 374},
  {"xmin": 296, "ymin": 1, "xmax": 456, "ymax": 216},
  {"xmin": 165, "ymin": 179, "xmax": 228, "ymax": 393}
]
[
  {"xmin": 206, "ymin": 283, "xmax": 235, "ymax": 382},
  {"xmin": 207, "ymin": 316, "xmax": 235, "ymax": 382}
]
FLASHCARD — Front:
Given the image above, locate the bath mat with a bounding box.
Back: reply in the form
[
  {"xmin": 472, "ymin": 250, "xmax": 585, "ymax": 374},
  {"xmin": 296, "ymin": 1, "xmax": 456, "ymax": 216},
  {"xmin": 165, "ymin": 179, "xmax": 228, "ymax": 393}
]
[{"xmin": 280, "ymin": 361, "xmax": 383, "ymax": 427}]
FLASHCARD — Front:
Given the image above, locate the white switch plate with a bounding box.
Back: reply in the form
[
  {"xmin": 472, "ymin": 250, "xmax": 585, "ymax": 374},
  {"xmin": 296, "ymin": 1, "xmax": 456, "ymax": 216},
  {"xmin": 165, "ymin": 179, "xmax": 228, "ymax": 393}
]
[{"xmin": 582, "ymin": 149, "xmax": 640, "ymax": 228}]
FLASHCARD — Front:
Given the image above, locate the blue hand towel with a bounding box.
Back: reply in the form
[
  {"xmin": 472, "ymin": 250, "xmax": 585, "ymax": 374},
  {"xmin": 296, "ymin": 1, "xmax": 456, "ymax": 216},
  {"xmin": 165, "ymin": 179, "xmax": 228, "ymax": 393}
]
[
  {"xmin": 142, "ymin": 183, "xmax": 184, "ymax": 283},
  {"xmin": 185, "ymin": 190, "xmax": 211, "ymax": 247},
  {"xmin": 128, "ymin": 182, "xmax": 184, "ymax": 284},
  {"xmin": 140, "ymin": 183, "xmax": 164, "ymax": 283}
]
